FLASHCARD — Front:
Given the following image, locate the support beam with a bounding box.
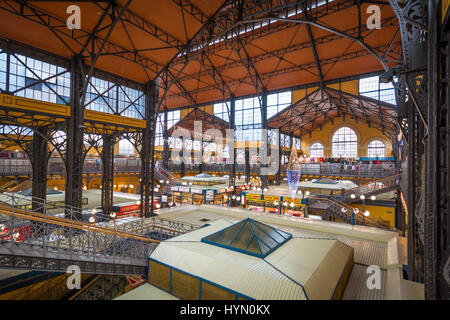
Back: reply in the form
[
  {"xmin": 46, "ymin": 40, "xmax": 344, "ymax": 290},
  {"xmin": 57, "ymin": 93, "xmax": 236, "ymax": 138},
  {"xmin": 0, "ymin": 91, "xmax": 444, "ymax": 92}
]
[
  {"xmin": 163, "ymin": 107, "xmax": 169, "ymax": 169},
  {"xmin": 65, "ymin": 56, "xmax": 84, "ymax": 219},
  {"xmin": 140, "ymin": 80, "xmax": 158, "ymax": 218},
  {"xmin": 275, "ymin": 130, "xmax": 282, "ymax": 185},
  {"xmin": 260, "ymin": 90, "xmax": 268, "ymax": 189},
  {"xmin": 101, "ymin": 135, "xmax": 115, "ymax": 216},
  {"xmin": 31, "ymin": 126, "xmax": 49, "ymax": 213},
  {"xmin": 229, "ymin": 95, "xmax": 236, "ymax": 187},
  {"xmin": 245, "ymin": 147, "xmax": 250, "ymax": 184}
]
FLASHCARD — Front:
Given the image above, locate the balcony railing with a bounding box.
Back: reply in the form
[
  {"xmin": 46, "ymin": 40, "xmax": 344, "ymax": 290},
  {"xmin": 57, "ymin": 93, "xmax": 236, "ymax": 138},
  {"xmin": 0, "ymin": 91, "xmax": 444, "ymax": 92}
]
[{"xmin": 0, "ymin": 159, "xmax": 396, "ymax": 179}]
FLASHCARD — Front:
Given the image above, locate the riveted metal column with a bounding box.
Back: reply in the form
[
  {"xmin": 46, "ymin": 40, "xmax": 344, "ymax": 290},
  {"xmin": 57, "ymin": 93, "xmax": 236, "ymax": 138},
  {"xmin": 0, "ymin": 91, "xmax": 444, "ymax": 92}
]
[
  {"xmin": 229, "ymin": 95, "xmax": 236, "ymax": 187},
  {"xmin": 424, "ymin": 0, "xmax": 440, "ymax": 299},
  {"xmin": 275, "ymin": 130, "xmax": 282, "ymax": 185},
  {"xmin": 407, "ymin": 101, "xmax": 417, "ymax": 281},
  {"xmin": 101, "ymin": 135, "xmax": 114, "ymax": 216},
  {"xmin": 141, "ymin": 80, "xmax": 158, "ymax": 218},
  {"xmin": 163, "ymin": 107, "xmax": 169, "ymax": 169},
  {"xmin": 32, "ymin": 126, "xmax": 49, "ymax": 213},
  {"xmin": 180, "ymin": 136, "xmax": 186, "ymax": 178},
  {"xmin": 245, "ymin": 147, "xmax": 250, "ymax": 184},
  {"xmin": 65, "ymin": 56, "xmax": 84, "ymax": 219},
  {"xmin": 199, "ymin": 137, "xmax": 204, "ymax": 173},
  {"xmin": 260, "ymin": 90, "xmax": 268, "ymax": 189}
]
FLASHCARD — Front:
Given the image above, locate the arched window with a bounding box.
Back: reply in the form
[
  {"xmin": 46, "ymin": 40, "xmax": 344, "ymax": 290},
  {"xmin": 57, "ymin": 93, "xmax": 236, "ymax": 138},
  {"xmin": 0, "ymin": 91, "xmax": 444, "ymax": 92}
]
[
  {"xmin": 118, "ymin": 139, "xmax": 134, "ymax": 155},
  {"xmin": 309, "ymin": 143, "xmax": 324, "ymax": 157},
  {"xmin": 332, "ymin": 127, "xmax": 358, "ymax": 158},
  {"xmin": 367, "ymin": 140, "xmax": 385, "ymax": 158}
]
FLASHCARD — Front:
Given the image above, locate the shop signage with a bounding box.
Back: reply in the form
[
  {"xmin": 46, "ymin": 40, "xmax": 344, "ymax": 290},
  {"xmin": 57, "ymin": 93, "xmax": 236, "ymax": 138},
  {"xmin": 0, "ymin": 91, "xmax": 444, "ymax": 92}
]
[
  {"xmin": 283, "ymin": 196, "xmax": 303, "ymax": 205},
  {"xmin": 246, "ymin": 193, "xmax": 261, "ymax": 201},
  {"xmin": 191, "ymin": 188, "xmax": 204, "ymax": 194},
  {"xmin": 263, "ymin": 195, "xmax": 281, "ymax": 202},
  {"xmin": 206, "ymin": 190, "xmax": 214, "ymax": 200},
  {"xmin": 178, "ymin": 186, "xmax": 190, "ymax": 193}
]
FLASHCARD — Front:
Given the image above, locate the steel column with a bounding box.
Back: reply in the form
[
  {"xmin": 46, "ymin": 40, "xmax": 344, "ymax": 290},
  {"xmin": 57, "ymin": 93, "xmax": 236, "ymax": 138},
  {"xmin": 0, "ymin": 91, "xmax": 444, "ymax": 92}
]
[
  {"xmin": 245, "ymin": 147, "xmax": 250, "ymax": 184},
  {"xmin": 275, "ymin": 130, "xmax": 282, "ymax": 185},
  {"xmin": 229, "ymin": 95, "xmax": 236, "ymax": 187},
  {"xmin": 140, "ymin": 80, "xmax": 158, "ymax": 218},
  {"xmin": 163, "ymin": 107, "xmax": 169, "ymax": 169},
  {"xmin": 424, "ymin": 0, "xmax": 439, "ymax": 299},
  {"xmin": 65, "ymin": 56, "xmax": 84, "ymax": 219},
  {"xmin": 101, "ymin": 135, "xmax": 115, "ymax": 216},
  {"xmin": 260, "ymin": 91, "xmax": 268, "ymax": 189},
  {"xmin": 407, "ymin": 99, "xmax": 417, "ymax": 281},
  {"xmin": 31, "ymin": 126, "xmax": 49, "ymax": 213}
]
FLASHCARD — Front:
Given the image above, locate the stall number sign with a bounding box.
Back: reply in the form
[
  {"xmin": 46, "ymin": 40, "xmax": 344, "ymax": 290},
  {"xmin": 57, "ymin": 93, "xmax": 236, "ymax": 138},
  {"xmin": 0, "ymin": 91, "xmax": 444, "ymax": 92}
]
[
  {"xmin": 246, "ymin": 194, "xmax": 261, "ymax": 201},
  {"xmin": 263, "ymin": 195, "xmax": 281, "ymax": 202},
  {"xmin": 206, "ymin": 190, "xmax": 214, "ymax": 201},
  {"xmin": 179, "ymin": 186, "xmax": 190, "ymax": 193},
  {"xmin": 283, "ymin": 197, "xmax": 303, "ymax": 205}
]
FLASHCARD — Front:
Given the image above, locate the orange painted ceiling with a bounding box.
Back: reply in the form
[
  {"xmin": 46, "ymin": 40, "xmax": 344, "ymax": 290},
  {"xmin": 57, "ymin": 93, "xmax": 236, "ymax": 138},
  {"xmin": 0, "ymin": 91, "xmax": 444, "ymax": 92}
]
[{"xmin": 0, "ymin": 0, "xmax": 402, "ymax": 113}]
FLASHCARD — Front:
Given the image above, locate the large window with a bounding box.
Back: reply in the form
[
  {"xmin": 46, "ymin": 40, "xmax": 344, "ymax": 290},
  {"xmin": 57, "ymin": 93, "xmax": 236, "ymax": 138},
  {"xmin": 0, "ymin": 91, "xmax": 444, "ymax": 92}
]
[
  {"xmin": 0, "ymin": 51, "xmax": 7, "ymax": 91},
  {"xmin": 155, "ymin": 110, "xmax": 181, "ymax": 147},
  {"xmin": 309, "ymin": 143, "xmax": 324, "ymax": 157},
  {"xmin": 118, "ymin": 139, "xmax": 134, "ymax": 155},
  {"xmin": 8, "ymin": 54, "xmax": 71, "ymax": 105},
  {"xmin": 213, "ymin": 102, "xmax": 229, "ymax": 122},
  {"xmin": 167, "ymin": 110, "xmax": 180, "ymax": 129},
  {"xmin": 85, "ymin": 77, "xmax": 145, "ymax": 119},
  {"xmin": 332, "ymin": 127, "xmax": 358, "ymax": 158},
  {"xmin": 235, "ymin": 97, "xmax": 262, "ymax": 141},
  {"xmin": 155, "ymin": 113, "xmax": 164, "ymax": 146},
  {"xmin": 359, "ymin": 75, "xmax": 396, "ymax": 104},
  {"xmin": 267, "ymin": 91, "xmax": 291, "ymax": 119},
  {"xmin": 367, "ymin": 140, "xmax": 385, "ymax": 158},
  {"xmin": 293, "ymin": 137, "xmax": 301, "ymax": 150}
]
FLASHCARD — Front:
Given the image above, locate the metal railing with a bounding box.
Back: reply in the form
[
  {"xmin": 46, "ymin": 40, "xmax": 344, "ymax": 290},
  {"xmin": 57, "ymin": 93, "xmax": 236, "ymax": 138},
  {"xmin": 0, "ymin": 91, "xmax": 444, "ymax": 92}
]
[
  {"xmin": 337, "ymin": 174, "xmax": 400, "ymax": 203},
  {"xmin": 68, "ymin": 274, "xmax": 128, "ymax": 300},
  {"xmin": 0, "ymin": 192, "xmax": 200, "ymax": 275},
  {"xmin": 307, "ymin": 196, "xmax": 388, "ymax": 228},
  {"xmin": 0, "ymin": 160, "xmax": 396, "ymax": 179},
  {"xmin": 167, "ymin": 162, "xmax": 396, "ymax": 178},
  {"xmin": 6, "ymin": 273, "xmax": 92, "ymax": 300}
]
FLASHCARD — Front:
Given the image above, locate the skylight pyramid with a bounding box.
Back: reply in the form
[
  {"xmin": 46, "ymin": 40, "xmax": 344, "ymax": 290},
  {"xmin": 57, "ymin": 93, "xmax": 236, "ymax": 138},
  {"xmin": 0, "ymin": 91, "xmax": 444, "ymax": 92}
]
[{"xmin": 201, "ymin": 218, "xmax": 292, "ymax": 258}]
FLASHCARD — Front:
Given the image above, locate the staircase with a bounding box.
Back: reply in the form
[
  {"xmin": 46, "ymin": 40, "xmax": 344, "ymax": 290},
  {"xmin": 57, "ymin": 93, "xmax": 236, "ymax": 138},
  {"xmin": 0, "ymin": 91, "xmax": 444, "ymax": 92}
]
[
  {"xmin": 337, "ymin": 174, "xmax": 399, "ymax": 204},
  {"xmin": 68, "ymin": 274, "xmax": 131, "ymax": 300},
  {"xmin": 307, "ymin": 174, "xmax": 400, "ymax": 228},
  {"xmin": 0, "ymin": 179, "xmax": 20, "ymax": 191},
  {"xmin": 9, "ymin": 180, "xmax": 32, "ymax": 193},
  {"xmin": 1, "ymin": 272, "xmax": 92, "ymax": 300},
  {"xmin": 0, "ymin": 191, "xmax": 200, "ymax": 276},
  {"xmin": 308, "ymin": 196, "xmax": 389, "ymax": 228},
  {"xmin": 154, "ymin": 165, "xmax": 178, "ymax": 194}
]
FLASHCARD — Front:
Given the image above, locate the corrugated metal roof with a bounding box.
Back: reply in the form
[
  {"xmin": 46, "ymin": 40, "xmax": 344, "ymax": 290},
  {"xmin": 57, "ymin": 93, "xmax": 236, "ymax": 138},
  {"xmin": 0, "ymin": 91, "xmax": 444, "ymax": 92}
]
[
  {"xmin": 150, "ymin": 219, "xmax": 353, "ymax": 300},
  {"xmin": 342, "ymin": 264, "xmax": 386, "ymax": 300},
  {"xmin": 155, "ymin": 206, "xmax": 404, "ymax": 300},
  {"xmin": 337, "ymin": 238, "xmax": 387, "ymax": 268},
  {"xmin": 114, "ymin": 283, "xmax": 179, "ymax": 300}
]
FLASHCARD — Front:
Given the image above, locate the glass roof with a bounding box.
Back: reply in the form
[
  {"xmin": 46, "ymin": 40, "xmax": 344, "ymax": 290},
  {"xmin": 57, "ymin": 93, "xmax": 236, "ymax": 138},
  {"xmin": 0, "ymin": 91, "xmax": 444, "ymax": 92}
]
[
  {"xmin": 201, "ymin": 218, "xmax": 292, "ymax": 258},
  {"xmin": 313, "ymin": 178, "xmax": 338, "ymax": 184}
]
